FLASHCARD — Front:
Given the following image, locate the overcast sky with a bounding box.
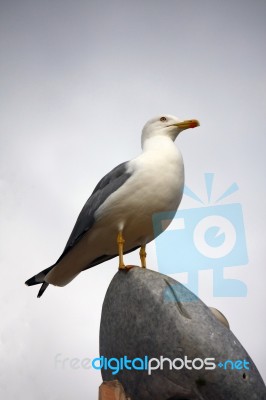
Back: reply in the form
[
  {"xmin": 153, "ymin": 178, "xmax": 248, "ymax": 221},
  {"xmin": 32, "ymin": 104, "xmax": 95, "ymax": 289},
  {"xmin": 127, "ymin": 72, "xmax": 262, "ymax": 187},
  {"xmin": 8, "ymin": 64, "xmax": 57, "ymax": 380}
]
[{"xmin": 1, "ymin": 0, "xmax": 266, "ymax": 399}]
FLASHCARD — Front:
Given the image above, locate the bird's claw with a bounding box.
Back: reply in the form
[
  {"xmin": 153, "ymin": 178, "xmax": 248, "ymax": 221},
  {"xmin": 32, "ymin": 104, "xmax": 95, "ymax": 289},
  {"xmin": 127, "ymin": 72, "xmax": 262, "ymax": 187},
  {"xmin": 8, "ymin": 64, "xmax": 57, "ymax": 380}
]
[{"xmin": 118, "ymin": 265, "xmax": 136, "ymax": 272}]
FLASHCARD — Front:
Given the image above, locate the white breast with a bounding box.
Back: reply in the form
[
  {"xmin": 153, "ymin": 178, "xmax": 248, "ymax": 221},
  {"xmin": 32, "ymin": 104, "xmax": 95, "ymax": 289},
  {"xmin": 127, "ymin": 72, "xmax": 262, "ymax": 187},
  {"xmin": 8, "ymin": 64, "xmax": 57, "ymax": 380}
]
[{"xmin": 95, "ymin": 136, "xmax": 184, "ymax": 247}]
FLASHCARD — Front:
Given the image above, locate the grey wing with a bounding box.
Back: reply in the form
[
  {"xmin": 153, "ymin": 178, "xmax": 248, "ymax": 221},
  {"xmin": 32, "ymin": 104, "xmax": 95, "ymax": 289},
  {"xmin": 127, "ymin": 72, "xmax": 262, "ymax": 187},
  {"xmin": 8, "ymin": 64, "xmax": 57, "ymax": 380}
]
[{"xmin": 56, "ymin": 161, "xmax": 132, "ymax": 263}]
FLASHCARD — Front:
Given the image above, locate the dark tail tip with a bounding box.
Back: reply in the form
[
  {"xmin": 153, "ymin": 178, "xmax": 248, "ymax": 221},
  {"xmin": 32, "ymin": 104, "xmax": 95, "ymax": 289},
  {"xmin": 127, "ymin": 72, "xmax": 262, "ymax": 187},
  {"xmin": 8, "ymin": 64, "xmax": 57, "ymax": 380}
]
[
  {"xmin": 25, "ymin": 265, "xmax": 54, "ymax": 296},
  {"xmin": 25, "ymin": 276, "xmax": 38, "ymax": 286},
  {"xmin": 37, "ymin": 282, "xmax": 49, "ymax": 298}
]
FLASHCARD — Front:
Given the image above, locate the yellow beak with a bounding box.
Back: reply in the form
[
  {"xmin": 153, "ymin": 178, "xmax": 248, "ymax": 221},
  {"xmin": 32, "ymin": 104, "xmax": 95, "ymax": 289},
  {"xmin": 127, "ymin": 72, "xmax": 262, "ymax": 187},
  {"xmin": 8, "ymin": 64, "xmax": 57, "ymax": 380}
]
[{"xmin": 170, "ymin": 119, "xmax": 200, "ymax": 130}]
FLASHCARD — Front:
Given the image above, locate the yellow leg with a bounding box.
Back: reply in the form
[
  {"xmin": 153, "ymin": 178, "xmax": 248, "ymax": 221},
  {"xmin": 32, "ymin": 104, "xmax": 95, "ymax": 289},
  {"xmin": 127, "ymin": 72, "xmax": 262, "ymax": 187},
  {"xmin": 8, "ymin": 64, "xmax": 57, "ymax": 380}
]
[
  {"xmin": 117, "ymin": 231, "xmax": 125, "ymax": 270},
  {"xmin": 139, "ymin": 245, "xmax": 147, "ymax": 268}
]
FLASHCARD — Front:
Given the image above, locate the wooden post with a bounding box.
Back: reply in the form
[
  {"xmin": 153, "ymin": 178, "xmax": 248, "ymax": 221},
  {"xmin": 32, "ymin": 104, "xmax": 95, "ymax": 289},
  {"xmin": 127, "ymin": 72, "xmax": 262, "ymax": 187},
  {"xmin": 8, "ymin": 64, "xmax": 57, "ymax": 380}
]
[{"xmin": 98, "ymin": 380, "xmax": 130, "ymax": 400}]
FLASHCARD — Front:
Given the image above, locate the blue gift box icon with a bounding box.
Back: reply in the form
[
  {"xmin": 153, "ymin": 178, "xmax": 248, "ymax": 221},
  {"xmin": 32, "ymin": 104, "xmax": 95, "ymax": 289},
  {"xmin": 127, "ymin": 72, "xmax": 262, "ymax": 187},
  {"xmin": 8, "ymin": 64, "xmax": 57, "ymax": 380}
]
[{"xmin": 153, "ymin": 174, "xmax": 249, "ymax": 297}]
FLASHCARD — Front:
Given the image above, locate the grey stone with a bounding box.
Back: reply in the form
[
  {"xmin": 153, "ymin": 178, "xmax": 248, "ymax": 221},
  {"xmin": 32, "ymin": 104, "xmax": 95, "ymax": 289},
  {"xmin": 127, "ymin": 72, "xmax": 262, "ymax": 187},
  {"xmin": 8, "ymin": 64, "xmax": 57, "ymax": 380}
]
[{"xmin": 100, "ymin": 267, "xmax": 266, "ymax": 400}]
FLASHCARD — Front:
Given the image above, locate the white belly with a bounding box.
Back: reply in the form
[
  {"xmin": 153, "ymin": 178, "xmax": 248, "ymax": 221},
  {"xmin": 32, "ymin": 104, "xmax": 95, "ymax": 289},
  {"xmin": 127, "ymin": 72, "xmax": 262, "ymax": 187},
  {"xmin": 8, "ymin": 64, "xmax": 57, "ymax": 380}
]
[{"xmin": 92, "ymin": 142, "xmax": 184, "ymax": 252}]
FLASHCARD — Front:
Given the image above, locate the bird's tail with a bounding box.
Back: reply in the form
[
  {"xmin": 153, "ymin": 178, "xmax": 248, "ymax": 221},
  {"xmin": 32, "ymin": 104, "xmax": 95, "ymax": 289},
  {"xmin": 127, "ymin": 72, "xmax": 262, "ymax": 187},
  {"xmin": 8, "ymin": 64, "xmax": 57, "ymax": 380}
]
[{"xmin": 25, "ymin": 265, "xmax": 55, "ymax": 298}]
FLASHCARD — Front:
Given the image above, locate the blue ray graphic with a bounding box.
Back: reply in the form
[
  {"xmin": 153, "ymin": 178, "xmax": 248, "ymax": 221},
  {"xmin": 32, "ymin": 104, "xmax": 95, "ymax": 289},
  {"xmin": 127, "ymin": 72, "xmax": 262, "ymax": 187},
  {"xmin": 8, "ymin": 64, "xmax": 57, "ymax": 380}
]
[
  {"xmin": 215, "ymin": 182, "xmax": 239, "ymax": 203},
  {"xmin": 204, "ymin": 173, "xmax": 214, "ymax": 203},
  {"xmin": 183, "ymin": 185, "xmax": 204, "ymax": 204}
]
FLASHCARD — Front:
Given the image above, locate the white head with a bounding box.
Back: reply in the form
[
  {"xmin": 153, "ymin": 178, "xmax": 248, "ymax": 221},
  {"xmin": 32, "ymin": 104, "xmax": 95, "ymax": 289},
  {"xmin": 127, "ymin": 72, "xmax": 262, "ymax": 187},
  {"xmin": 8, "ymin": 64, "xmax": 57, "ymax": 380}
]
[{"xmin": 141, "ymin": 114, "xmax": 200, "ymax": 148}]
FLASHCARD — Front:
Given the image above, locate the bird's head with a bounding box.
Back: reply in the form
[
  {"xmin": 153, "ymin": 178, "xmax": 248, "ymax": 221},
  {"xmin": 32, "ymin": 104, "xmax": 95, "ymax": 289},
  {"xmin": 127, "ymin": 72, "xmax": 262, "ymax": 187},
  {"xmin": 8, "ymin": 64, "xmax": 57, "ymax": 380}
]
[{"xmin": 141, "ymin": 115, "xmax": 200, "ymax": 148}]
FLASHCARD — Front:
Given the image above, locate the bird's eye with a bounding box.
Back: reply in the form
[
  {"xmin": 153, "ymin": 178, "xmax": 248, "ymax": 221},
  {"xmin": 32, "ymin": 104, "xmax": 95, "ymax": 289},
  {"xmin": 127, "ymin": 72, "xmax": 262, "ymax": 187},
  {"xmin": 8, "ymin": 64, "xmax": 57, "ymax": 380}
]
[{"xmin": 160, "ymin": 116, "xmax": 167, "ymax": 122}]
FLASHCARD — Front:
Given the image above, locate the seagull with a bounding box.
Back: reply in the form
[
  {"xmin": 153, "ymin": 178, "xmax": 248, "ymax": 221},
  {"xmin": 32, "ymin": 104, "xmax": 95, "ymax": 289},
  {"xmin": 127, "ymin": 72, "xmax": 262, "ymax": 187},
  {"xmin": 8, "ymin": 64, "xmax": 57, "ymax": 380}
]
[{"xmin": 25, "ymin": 115, "xmax": 199, "ymax": 297}]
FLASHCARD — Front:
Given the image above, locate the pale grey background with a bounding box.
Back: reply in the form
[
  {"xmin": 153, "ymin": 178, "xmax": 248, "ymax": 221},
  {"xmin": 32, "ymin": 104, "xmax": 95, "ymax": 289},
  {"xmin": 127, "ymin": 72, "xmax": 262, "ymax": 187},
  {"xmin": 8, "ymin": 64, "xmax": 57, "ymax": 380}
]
[{"xmin": 0, "ymin": 0, "xmax": 265, "ymax": 399}]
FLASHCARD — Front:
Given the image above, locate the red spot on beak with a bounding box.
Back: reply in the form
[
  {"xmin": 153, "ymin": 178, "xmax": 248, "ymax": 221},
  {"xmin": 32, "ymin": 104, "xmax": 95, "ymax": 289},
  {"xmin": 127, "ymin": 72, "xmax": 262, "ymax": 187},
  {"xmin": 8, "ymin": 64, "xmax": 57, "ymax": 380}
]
[{"xmin": 190, "ymin": 121, "xmax": 198, "ymax": 128}]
